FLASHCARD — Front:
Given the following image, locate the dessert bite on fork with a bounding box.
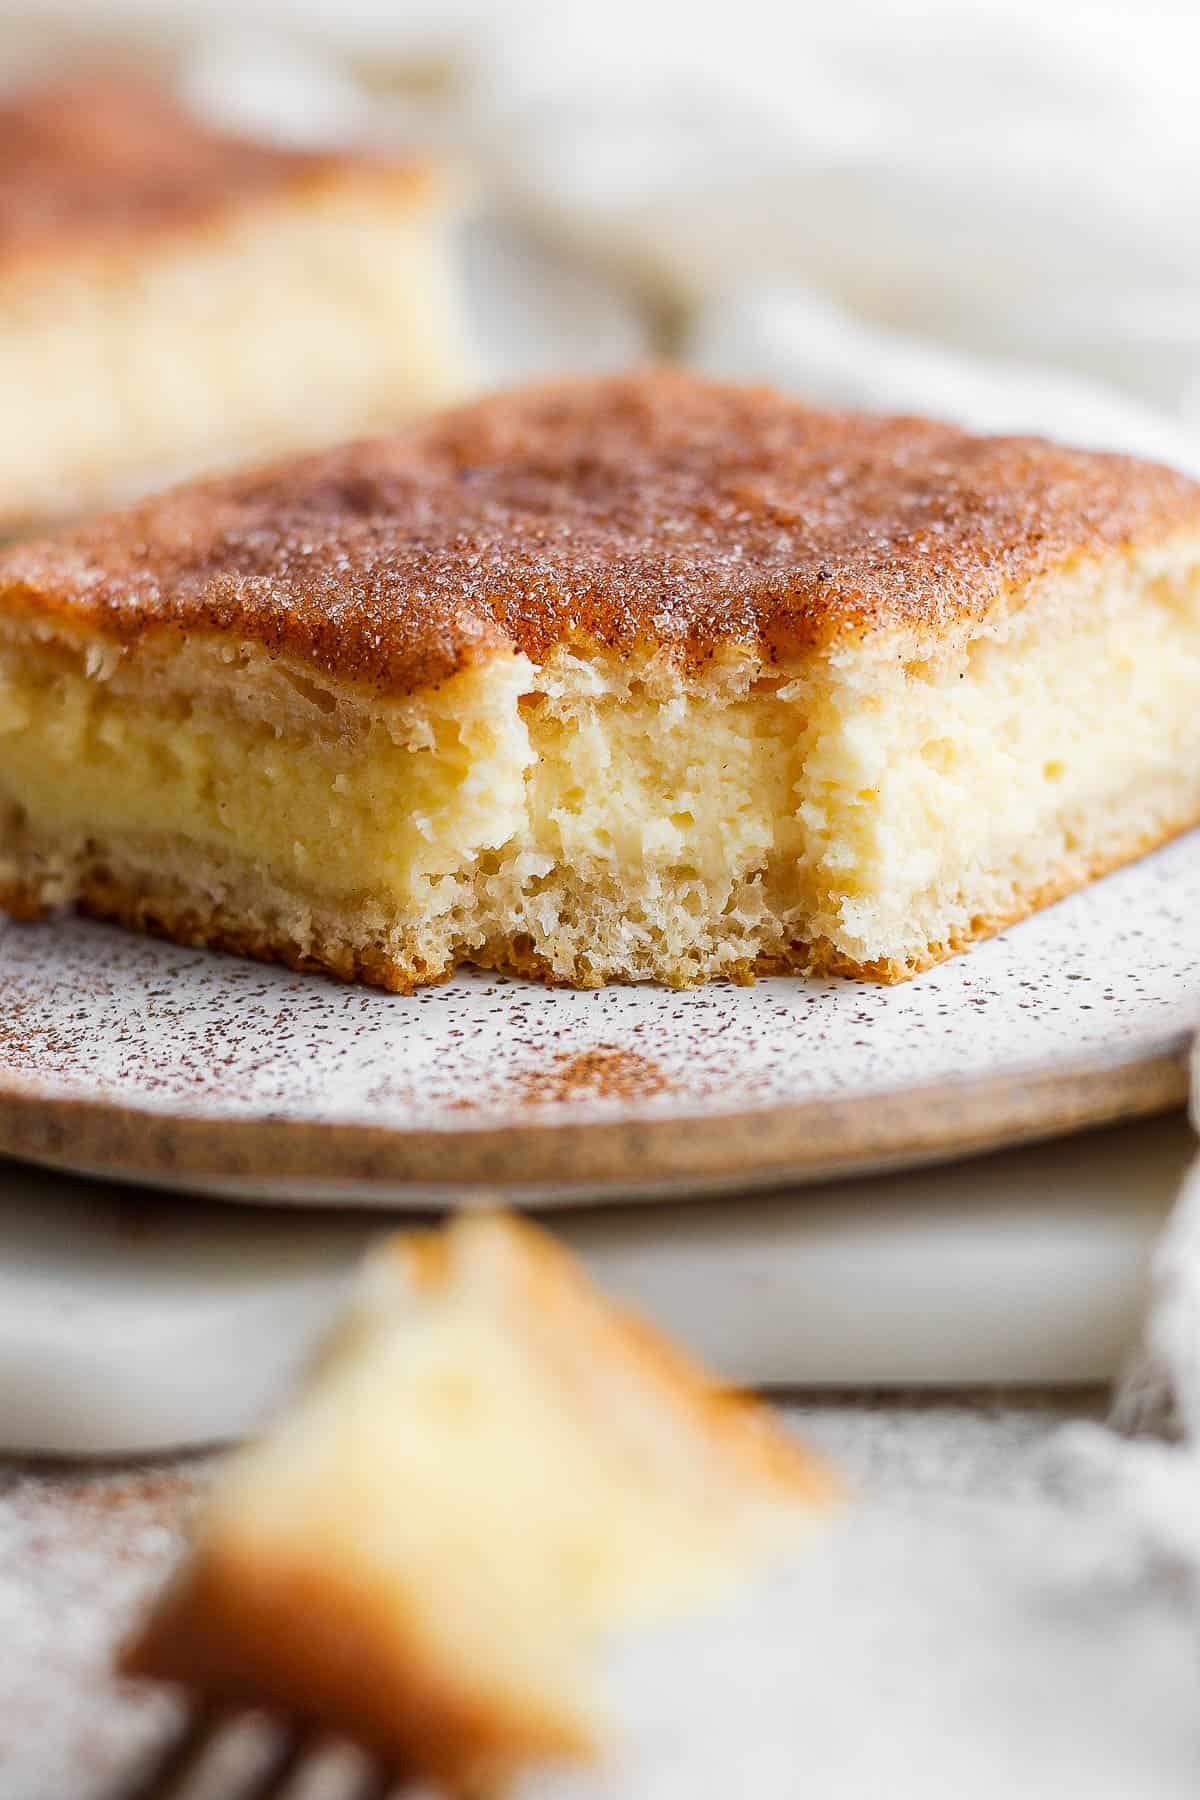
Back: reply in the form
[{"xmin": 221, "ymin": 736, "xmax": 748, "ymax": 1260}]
[{"xmin": 117, "ymin": 1211, "xmax": 835, "ymax": 1797}]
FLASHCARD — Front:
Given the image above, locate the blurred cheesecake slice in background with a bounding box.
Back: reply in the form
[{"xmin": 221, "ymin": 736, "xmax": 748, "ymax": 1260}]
[
  {"xmin": 0, "ymin": 75, "xmax": 466, "ymax": 534},
  {"xmin": 123, "ymin": 1212, "xmax": 837, "ymax": 1794}
]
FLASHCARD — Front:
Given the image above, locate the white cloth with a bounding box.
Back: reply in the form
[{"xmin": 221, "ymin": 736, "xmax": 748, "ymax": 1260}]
[{"xmin": 689, "ymin": 289, "xmax": 1200, "ymax": 476}]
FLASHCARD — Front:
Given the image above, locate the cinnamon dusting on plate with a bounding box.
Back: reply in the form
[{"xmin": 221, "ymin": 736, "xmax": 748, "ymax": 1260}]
[{"xmin": 514, "ymin": 1046, "xmax": 678, "ymax": 1105}]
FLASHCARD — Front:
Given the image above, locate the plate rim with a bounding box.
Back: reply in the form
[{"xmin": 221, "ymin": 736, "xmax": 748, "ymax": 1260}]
[{"xmin": 0, "ymin": 1026, "xmax": 1190, "ymax": 1204}]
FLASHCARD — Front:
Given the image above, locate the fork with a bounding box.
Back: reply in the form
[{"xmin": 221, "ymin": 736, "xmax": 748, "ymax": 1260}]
[{"xmin": 115, "ymin": 1704, "xmax": 404, "ymax": 1800}]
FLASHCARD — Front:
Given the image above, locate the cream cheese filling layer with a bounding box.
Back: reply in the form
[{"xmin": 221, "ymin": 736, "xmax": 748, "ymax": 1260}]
[{"xmin": 2, "ymin": 540, "xmax": 1199, "ymax": 975}]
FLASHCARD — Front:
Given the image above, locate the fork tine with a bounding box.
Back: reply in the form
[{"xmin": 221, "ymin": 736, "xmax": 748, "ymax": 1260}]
[
  {"xmin": 349, "ymin": 1763, "xmax": 400, "ymax": 1800},
  {"xmin": 116, "ymin": 1711, "xmax": 399, "ymax": 1800},
  {"xmin": 236, "ymin": 1721, "xmax": 310, "ymax": 1799},
  {"xmin": 117, "ymin": 1706, "xmax": 222, "ymax": 1800}
]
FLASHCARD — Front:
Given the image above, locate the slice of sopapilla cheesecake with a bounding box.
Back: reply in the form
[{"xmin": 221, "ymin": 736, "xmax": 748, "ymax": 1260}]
[
  {"xmin": 2, "ymin": 369, "xmax": 1199, "ymax": 987},
  {"xmin": 0, "ymin": 74, "xmax": 465, "ymax": 533},
  {"xmin": 123, "ymin": 1213, "xmax": 837, "ymax": 1795}
]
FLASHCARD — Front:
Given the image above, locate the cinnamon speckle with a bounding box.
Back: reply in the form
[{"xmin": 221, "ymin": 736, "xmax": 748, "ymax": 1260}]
[
  {"xmin": 3, "ymin": 370, "xmax": 1198, "ymax": 696},
  {"xmin": 514, "ymin": 1046, "xmax": 677, "ymax": 1105}
]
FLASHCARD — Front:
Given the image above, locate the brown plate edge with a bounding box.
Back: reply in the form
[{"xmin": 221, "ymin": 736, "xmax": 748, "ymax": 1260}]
[{"xmin": 0, "ymin": 1030, "xmax": 1191, "ymax": 1207}]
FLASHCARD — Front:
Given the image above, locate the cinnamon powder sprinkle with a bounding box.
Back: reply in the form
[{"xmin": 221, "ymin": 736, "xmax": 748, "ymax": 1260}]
[
  {"xmin": 4, "ymin": 369, "xmax": 1198, "ymax": 698},
  {"xmin": 514, "ymin": 1047, "xmax": 678, "ymax": 1106}
]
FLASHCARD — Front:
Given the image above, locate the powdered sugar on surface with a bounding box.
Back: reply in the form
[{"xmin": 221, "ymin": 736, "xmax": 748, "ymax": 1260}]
[
  {"xmin": 521, "ymin": 1491, "xmax": 1200, "ymax": 1800},
  {"xmin": 520, "ymin": 1397, "xmax": 1200, "ymax": 1800},
  {"xmin": 7, "ymin": 1396, "xmax": 1198, "ymax": 1800},
  {"xmin": 0, "ymin": 1397, "xmax": 1094, "ymax": 1800},
  {"xmin": 0, "ymin": 1462, "xmax": 202, "ymax": 1800}
]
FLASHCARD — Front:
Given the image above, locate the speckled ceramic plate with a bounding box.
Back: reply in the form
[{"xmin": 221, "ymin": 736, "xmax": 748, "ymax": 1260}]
[{"xmin": 0, "ymin": 831, "xmax": 1196, "ymax": 1206}]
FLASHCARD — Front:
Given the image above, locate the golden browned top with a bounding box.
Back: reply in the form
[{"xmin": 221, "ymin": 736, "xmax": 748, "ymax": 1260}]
[
  {"xmin": 0, "ymin": 75, "xmax": 429, "ymax": 262},
  {"xmin": 3, "ymin": 370, "xmax": 1199, "ymax": 693}
]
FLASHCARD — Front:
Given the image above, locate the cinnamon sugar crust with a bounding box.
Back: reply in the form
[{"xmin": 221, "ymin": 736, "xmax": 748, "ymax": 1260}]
[
  {"xmin": 0, "ymin": 75, "xmax": 434, "ymax": 268},
  {"xmin": 2, "ymin": 369, "xmax": 1198, "ymax": 698}
]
